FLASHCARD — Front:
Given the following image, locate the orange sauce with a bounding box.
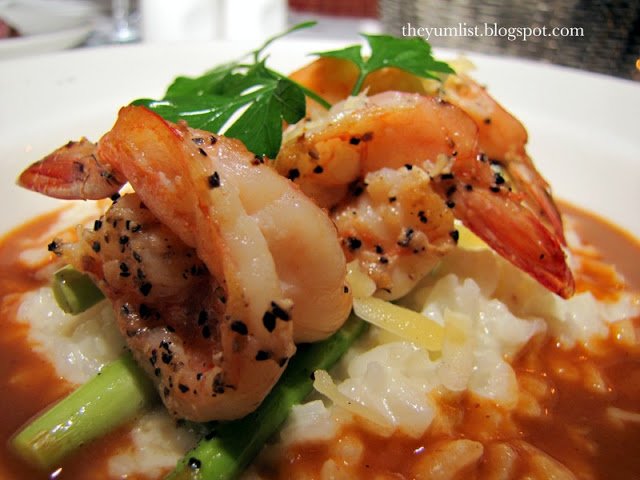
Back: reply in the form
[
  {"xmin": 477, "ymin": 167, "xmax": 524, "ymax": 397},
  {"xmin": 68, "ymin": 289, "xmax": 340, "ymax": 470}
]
[{"xmin": 0, "ymin": 201, "xmax": 638, "ymax": 479}]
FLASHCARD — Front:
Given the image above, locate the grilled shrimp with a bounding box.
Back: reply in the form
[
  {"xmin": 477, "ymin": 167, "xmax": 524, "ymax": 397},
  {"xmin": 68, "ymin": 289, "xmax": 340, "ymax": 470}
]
[
  {"xmin": 18, "ymin": 106, "xmax": 351, "ymax": 421},
  {"xmin": 334, "ymin": 166, "xmax": 456, "ymax": 299},
  {"xmin": 439, "ymin": 73, "xmax": 565, "ymax": 244},
  {"xmin": 289, "ymin": 57, "xmax": 566, "ymax": 243},
  {"xmin": 275, "ymin": 92, "xmax": 574, "ymax": 299}
]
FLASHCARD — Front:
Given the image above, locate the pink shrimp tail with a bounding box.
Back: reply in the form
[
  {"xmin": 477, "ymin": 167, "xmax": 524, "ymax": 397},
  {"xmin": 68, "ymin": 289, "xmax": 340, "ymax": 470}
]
[
  {"xmin": 17, "ymin": 137, "xmax": 124, "ymax": 200},
  {"xmin": 453, "ymin": 185, "xmax": 575, "ymax": 298},
  {"xmin": 507, "ymin": 159, "xmax": 567, "ymax": 245}
]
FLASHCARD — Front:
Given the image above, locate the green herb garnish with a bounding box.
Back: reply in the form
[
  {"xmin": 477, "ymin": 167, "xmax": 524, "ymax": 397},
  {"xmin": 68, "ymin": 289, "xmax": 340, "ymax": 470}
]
[
  {"xmin": 133, "ymin": 25, "xmax": 453, "ymax": 159},
  {"xmin": 133, "ymin": 21, "xmax": 326, "ymax": 159},
  {"xmin": 315, "ymin": 33, "xmax": 455, "ymax": 95}
]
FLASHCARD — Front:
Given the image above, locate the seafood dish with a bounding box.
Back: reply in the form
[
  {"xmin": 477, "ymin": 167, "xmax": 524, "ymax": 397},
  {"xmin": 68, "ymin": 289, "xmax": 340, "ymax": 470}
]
[{"xmin": 0, "ymin": 31, "xmax": 639, "ymax": 479}]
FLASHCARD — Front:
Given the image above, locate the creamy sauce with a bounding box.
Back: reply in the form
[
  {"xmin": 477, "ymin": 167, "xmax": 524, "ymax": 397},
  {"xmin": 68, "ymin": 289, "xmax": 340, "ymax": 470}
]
[{"xmin": 0, "ymin": 202, "xmax": 638, "ymax": 479}]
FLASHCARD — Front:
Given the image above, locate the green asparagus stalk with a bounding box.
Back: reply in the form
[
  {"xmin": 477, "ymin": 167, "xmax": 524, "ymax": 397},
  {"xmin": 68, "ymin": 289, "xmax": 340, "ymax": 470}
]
[
  {"xmin": 52, "ymin": 265, "xmax": 105, "ymax": 314},
  {"xmin": 11, "ymin": 353, "xmax": 156, "ymax": 470},
  {"xmin": 167, "ymin": 314, "xmax": 367, "ymax": 480}
]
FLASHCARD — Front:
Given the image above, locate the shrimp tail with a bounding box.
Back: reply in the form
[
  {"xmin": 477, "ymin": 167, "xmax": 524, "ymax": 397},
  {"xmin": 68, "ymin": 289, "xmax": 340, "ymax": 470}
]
[
  {"xmin": 505, "ymin": 155, "xmax": 567, "ymax": 245},
  {"xmin": 17, "ymin": 137, "xmax": 125, "ymax": 200},
  {"xmin": 449, "ymin": 184, "xmax": 575, "ymax": 298}
]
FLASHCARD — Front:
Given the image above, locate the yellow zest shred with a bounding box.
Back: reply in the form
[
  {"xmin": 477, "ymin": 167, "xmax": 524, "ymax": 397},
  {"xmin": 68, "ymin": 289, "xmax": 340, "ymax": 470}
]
[
  {"xmin": 346, "ymin": 260, "xmax": 377, "ymax": 298},
  {"xmin": 456, "ymin": 223, "xmax": 487, "ymax": 251},
  {"xmin": 353, "ymin": 297, "xmax": 444, "ymax": 351},
  {"xmin": 313, "ymin": 370, "xmax": 394, "ymax": 436}
]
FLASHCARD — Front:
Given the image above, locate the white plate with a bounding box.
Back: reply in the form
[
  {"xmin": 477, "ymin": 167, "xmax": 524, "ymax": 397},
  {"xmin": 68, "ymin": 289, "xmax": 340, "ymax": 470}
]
[
  {"xmin": 0, "ymin": 0, "xmax": 97, "ymax": 59},
  {"xmin": 0, "ymin": 39, "xmax": 639, "ymax": 240}
]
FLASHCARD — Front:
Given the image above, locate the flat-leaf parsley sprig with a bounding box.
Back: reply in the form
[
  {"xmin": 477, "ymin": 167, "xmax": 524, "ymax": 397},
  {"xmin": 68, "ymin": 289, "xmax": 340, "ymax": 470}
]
[
  {"xmin": 315, "ymin": 33, "xmax": 455, "ymax": 95},
  {"xmin": 133, "ymin": 22, "xmax": 322, "ymax": 159},
  {"xmin": 133, "ymin": 24, "xmax": 454, "ymax": 158}
]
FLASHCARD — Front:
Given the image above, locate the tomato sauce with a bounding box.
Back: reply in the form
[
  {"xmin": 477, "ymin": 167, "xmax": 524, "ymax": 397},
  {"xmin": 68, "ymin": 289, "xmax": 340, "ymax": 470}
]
[{"xmin": 0, "ymin": 202, "xmax": 638, "ymax": 479}]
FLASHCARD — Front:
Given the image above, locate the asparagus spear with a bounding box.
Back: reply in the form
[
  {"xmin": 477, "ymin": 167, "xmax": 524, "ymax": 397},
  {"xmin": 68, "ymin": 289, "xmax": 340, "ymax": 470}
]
[
  {"xmin": 52, "ymin": 265, "xmax": 105, "ymax": 315},
  {"xmin": 167, "ymin": 314, "xmax": 367, "ymax": 480},
  {"xmin": 11, "ymin": 353, "xmax": 156, "ymax": 470}
]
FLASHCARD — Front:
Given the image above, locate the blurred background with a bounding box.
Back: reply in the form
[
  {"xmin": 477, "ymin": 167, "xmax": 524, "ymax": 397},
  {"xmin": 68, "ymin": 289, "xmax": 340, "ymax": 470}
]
[
  {"xmin": 1, "ymin": 0, "xmax": 638, "ymax": 80},
  {"xmin": 379, "ymin": 0, "xmax": 640, "ymax": 81}
]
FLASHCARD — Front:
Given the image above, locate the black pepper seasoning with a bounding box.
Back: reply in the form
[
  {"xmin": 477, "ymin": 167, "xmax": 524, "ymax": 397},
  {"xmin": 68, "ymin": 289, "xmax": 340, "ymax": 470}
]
[
  {"xmin": 139, "ymin": 304, "xmax": 151, "ymax": 318},
  {"xmin": 397, "ymin": 228, "xmax": 415, "ymax": 247},
  {"xmin": 262, "ymin": 311, "xmax": 276, "ymax": 332},
  {"xmin": 161, "ymin": 352, "xmax": 173, "ymax": 364},
  {"xmin": 231, "ymin": 320, "xmax": 248, "ymax": 335},
  {"xmin": 207, "ymin": 172, "xmax": 221, "ymax": 189},
  {"xmin": 346, "ymin": 237, "xmax": 362, "ymax": 250},
  {"xmin": 270, "ymin": 302, "xmax": 290, "ymax": 321},
  {"xmin": 139, "ymin": 282, "xmax": 152, "ymax": 296},
  {"xmin": 255, "ymin": 350, "xmax": 271, "ymax": 361},
  {"xmin": 119, "ymin": 262, "xmax": 130, "ymax": 277}
]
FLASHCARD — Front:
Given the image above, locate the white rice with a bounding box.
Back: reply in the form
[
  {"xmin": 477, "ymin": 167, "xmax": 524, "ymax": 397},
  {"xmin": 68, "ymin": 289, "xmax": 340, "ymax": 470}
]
[
  {"xmin": 17, "ymin": 288, "xmax": 125, "ymax": 385},
  {"xmin": 108, "ymin": 408, "xmax": 198, "ymax": 479},
  {"xmin": 277, "ymin": 246, "xmax": 639, "ymax": 444}
]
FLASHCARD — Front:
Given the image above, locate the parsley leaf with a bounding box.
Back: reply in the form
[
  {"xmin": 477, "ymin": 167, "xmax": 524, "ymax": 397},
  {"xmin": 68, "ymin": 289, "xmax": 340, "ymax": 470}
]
[
  {"xmin": 315, "ymin": 33, "xmax": 454, "ymax": 95},
  {"xmin": 132, "ymin": 22, "xmax": 317, "ymax": 158},
  {"xmin": 224, "ymin": 76, "xmax": 305, "ymax": 154}
]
